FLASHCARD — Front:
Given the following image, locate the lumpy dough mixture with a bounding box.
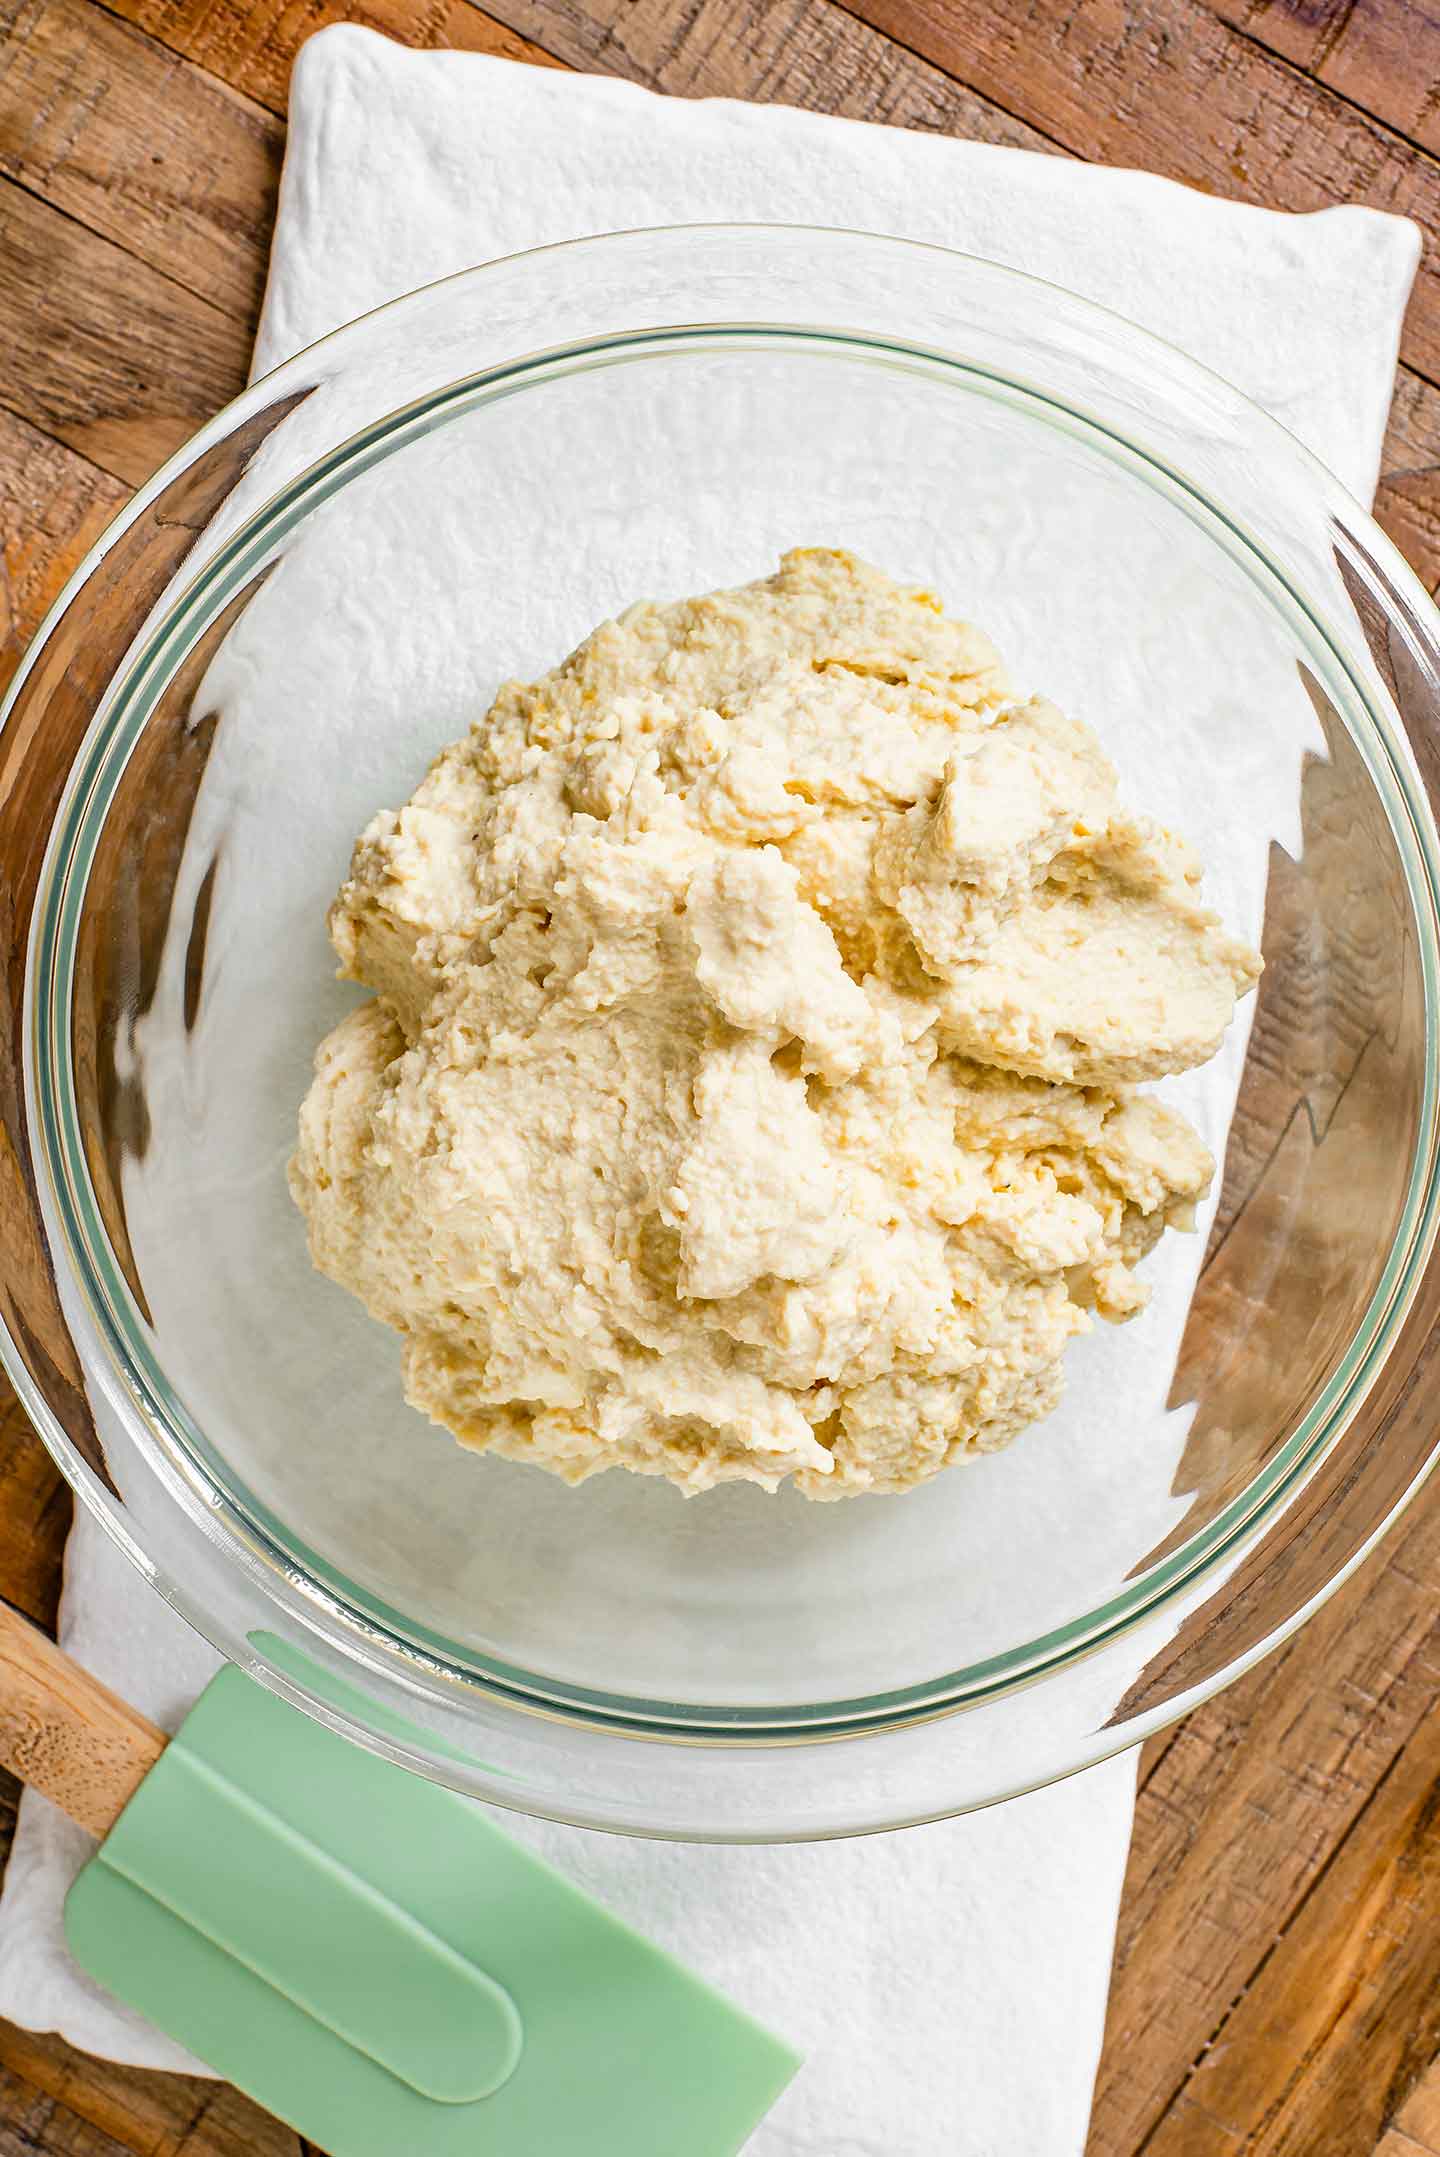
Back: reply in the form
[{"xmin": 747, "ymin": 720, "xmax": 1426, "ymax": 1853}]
[{"xmin": 290, "ymin": 550, "xmax": 1261, "ymax": 1498}]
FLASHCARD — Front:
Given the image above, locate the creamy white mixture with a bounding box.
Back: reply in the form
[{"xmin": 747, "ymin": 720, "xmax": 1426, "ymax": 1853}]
[{"xmin": 290, "ymin": 550, "xmax": 1261, "ymax": 1497}]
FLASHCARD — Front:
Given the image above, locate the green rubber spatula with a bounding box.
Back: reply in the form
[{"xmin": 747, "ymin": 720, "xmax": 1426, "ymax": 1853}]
[{"xmin": 0, "ymin": 1600, "xmax": 799, "ymax": 2154}]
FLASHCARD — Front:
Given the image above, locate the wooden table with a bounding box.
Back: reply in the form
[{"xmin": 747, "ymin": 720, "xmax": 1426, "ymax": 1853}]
[{"xmin": 1, "ymin": 2, "xmax": 1438, "ymax": 2150}]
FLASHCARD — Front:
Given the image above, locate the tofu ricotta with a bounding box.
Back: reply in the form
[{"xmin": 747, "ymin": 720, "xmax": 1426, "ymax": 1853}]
[{"xmin": 290, "ymin": 551, "xmax": 1260, "ymax": 1497}]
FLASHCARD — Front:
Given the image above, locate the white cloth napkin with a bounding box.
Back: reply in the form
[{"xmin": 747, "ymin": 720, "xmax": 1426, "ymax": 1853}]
[{"xmin": 0, "ymin": 26, "xmax": 1419, "ymax": 2157}]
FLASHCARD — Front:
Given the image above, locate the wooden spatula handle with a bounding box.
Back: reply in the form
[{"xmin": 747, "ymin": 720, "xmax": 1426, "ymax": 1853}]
[{"xmin": 0, "ymin": 1600, "xmax": 166, "ymax": 1839}]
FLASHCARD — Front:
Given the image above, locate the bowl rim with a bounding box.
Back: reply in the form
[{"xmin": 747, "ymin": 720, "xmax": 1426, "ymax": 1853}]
[{"xmin": 8, "ymin": 224, "xmax": 1440, "ymax": 1815}]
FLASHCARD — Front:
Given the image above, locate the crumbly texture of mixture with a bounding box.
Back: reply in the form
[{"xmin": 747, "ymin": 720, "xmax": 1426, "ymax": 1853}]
[{"xmin": 290, "ymin": 550, "xmax": 1261, "ymax": 1498}]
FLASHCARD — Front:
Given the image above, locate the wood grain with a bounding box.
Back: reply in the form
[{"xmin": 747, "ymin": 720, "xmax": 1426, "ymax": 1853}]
[
  {"xmin": 0, "ymin": 177, "xmax": 250, "ymax": 481},
  {"xmin": 0, "ymin": 0, "xmax": 276, "ymax": 327},
  {"xmin": 1090, "ymin": 1394, "xmax": 1440, "ymax": 2151},
  {"xmin": 1203, "ymin": 0, "xmax": 1440, "ymax": 159},
  {"xmin": 0, "ymin": 414, "xmax": 123, "ymax": 1660},
  {"xmin": 102, "ymin": 0, "xmax": 558, "ymax": 114},
  {"xmin": 0, "ymin": 2058, "xmax": 134, "ymax": 2155},
  {"xmin": 1382, "ymin": 366, "xmax": 1440, "ymax": 589},
  {"xmin": 0, "ymin": 406, "xmax": 126, "ymax": 692},
  {"xmin": 0, "ymin": 2023, "xmax": 303, "ymax": 2156},
  {"xmin": 0, "ymin": 1604, "xmax": 164, "ymax": 1839},
  {"xmin": 0, "ymin": 0, "xmax": 283, "ymax": 317},
  {"xmin": 0, "ymin": 1400, "xmax": 70, "ymax": 1633},
  {"xmin": 1396, "ymin": 2053, "xmax": 1440, "ymax": 2153},
  {"xmin": 1142, "ymin": 1689, "xmax": 1440, "ymax": 2155}
]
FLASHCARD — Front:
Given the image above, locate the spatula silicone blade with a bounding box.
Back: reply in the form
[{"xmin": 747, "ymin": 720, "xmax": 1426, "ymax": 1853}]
[{"xmin": 0, "ymin": 1601, "xmax": 799, "ymax": 2154}]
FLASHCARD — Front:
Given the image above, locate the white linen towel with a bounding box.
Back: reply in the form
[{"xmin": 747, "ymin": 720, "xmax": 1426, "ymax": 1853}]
[{"xmin": 0, "ymin": 27, "xmax": 1419, "ymax": 2157}]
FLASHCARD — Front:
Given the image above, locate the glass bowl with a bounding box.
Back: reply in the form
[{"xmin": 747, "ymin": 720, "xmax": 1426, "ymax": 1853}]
[{"xmin": 3, "ymin": 226, "xmax": 1440, "ymax": 1840}]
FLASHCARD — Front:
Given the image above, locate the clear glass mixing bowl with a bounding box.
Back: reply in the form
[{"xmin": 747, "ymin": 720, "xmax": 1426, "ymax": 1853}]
[{"xmin": 4, "ymin": 227, "xmax": 1440, "ymax": 1838}]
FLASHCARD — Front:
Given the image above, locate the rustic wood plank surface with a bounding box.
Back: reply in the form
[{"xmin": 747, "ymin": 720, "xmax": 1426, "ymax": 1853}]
[
  {"xmin": 0, "ymin": 2, "xmax": 1437, "ymax": 2152},
  {"xmin": 1205, "ymin": 0, "xmax": 1440, "ymax": 156},
  {"xmin": 0, "ymin": 2020, "xmax": 305, "ymax": 2155}
]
